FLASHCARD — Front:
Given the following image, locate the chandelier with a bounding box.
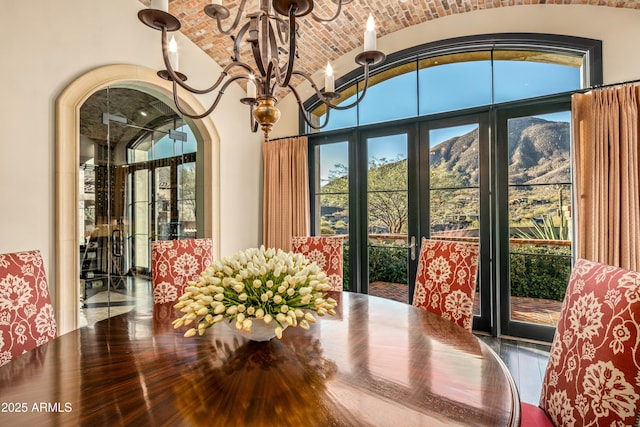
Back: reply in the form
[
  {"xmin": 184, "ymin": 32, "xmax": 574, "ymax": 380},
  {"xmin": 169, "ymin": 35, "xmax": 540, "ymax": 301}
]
[{"xmin": 138, "ymin": 0, "xmax": 385, "ymax": 140}]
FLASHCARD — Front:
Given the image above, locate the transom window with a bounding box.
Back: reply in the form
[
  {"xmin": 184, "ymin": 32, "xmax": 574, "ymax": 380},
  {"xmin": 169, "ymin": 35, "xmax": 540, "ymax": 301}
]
[{"xmin": 304, "ymin": 34, "xmax": 598, "ymax": 133}]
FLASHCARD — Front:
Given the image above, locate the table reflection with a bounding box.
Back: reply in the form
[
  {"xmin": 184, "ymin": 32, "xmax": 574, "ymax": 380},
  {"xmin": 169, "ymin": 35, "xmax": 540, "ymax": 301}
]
[
  {"xmin": 0, "ymin": 292, "xmax": 519, "ymax": 427},
  {"xmin": 174, "ymin": 334, "xmax": 338, "ymax": 426}
]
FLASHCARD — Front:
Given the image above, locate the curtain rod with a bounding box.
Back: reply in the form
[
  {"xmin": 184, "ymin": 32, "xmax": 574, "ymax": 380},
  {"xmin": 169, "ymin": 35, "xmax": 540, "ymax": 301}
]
[
  {"xmin": 580, "ymin": 77, "xmax": 640, "ymax": 93},
  {"xmin": 268, "ymin": 77, "xmax": 640, "ymax": 142}
]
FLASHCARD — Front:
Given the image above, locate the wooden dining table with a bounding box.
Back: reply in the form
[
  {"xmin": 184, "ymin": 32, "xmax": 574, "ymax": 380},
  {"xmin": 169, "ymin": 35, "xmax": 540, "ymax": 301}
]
[{"xmin": 0, "ymin": 291, "xmax": 520, "ymax": 426}]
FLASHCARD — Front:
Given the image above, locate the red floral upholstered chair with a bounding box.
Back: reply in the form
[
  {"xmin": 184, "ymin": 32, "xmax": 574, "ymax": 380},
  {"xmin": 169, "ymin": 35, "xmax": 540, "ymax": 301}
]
[
  {"xmin": 521, "ymin": 259, "xmax": 640, "ymax": 427},
  {"xmin": 151, "ymin": 238, "xmax": 213, "ymax": 304},
  {"xmin": 412, "ymin": 238, "xmax": 480, "ymax": 331},
  {"xmin": 0, "ymin": 250, "xmax": 57, "ymax": 367},
  {"xmin": 291, "ymin": 236, "xmax": 344, "ymax": 291}
]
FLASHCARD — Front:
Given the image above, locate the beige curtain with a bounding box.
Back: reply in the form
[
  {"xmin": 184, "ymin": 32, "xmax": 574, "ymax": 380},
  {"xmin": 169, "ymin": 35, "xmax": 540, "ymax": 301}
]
[
  {"xmin": 572, "ymin": 85, "xmax": 640, "ymax": 270},
  {"xmin": 262, "ymin": 136, "xmax": 310, "ymax": 250}
]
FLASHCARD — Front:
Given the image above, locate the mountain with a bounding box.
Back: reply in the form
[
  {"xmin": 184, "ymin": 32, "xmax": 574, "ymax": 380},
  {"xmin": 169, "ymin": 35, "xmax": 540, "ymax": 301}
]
[{"xmin": 430, "ymin": 117, "xmax": 570, "ymax": 185}]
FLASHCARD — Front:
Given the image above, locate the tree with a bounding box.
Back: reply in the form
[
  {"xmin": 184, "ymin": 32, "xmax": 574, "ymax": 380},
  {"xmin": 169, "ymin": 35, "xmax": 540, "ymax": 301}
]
[
  {"xmin": 320, "ymin": 157, "xmax": 409, "ymax": 234},
  {"xmin": 429, "ymin": 161, "xmax": 473, "ymax": 227},
  {"xmin": 321, "ymin": 158, "xmax": 473, "ymax": 235},
  {"xmin": 367, "ymin": 157, "xmax": 408, "ymax": 234}
]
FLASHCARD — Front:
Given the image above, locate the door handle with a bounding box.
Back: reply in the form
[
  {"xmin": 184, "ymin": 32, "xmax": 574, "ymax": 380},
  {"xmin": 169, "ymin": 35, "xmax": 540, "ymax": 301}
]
[{"xmin": 409, "ymin": 236, "xmax": 416, "ymax": 261}]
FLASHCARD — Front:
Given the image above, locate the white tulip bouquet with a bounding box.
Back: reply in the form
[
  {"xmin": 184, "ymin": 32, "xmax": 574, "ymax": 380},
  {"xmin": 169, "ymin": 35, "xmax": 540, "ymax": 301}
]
[{"xmin": 172, "ymin": 246, "xmax": 338, "ymax": 339}]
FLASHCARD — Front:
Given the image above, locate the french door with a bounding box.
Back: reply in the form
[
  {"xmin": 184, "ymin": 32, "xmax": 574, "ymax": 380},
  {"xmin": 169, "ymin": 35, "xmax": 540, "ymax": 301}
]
[
  {"xmin": 418, "ymin": 114, "xmax": 492, "ymax": 332},
  {"xmin": 310, "ymin": 98, "xmax": 573, "ymax": 341},
  {"xmin": 496, "ymin": 101, "xmax": 573, "ymax": 341}
]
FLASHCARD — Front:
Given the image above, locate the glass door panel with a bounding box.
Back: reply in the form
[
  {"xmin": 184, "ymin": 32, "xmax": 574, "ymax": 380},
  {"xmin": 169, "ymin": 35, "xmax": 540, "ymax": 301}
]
[
  {"xmin": 366, "ymin": 133, "xmax": 409, "ymax": 302},
  {"xmin": 427, "ymin": 123, "xmax": 482, "ymax": 317},
  {"xmin": 132, "ymin": 168, "xmax": 150, "ymax": 272},
  {"xmin": 107, "ymin": 120, "xmax": 131, "ymax": 292},
  {"xmin": 501, "ymin": 109, "xmax": 573, "ymax": 340},
  {"xmin": 155, "ymin": 165, "xmax": 172, "ymax": 240},
  {"xmin": 178, "ymin": 162, "xmax": 197, "ymax": 239},
  {"xmin": 79, "ymin": 87, "xmax": 203, "ymax": 325},
  {"xmin": 79, "ymin": 90, "xmax": 109, "ymax": 309},
  {"xmin": 312, "ymin": 141, "xmax": 349, "ymax": 289},
  {"xmin": 79, "ymin": 89, "xmax": 131, "ymax": 311}
]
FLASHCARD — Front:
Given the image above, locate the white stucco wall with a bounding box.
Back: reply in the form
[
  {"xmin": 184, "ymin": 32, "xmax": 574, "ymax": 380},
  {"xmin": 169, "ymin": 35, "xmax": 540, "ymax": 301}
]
[
  {"xmin": 272, "ymin": 5, "xmax": 640, "ymax": 138},
  {"xmin": 0, "ymin": 0, "xmax": 262, "ymax": 304}
]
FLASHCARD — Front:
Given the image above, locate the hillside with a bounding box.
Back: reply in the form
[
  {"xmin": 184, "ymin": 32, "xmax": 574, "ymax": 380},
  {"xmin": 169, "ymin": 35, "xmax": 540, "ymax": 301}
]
[
  {"xmin": 430, "ymin": 117, "xmax": 570, "ymax": 185},
  {"xmin": 319, "ymin": 116, "xmax": 570, "ymax": 234}
]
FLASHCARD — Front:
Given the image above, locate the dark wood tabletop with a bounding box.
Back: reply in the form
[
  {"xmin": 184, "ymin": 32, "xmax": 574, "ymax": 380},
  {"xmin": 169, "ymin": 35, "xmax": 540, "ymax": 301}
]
[{"xmin": 0, "ymin": 292, "xmax": 520, "ymax": 426}]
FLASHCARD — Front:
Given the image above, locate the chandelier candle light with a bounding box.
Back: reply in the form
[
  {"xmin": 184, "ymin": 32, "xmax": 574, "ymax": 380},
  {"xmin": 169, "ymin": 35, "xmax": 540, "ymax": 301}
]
[{"xmin": 138, "ymin": 0, "xmax": 386, "ymax": 141}]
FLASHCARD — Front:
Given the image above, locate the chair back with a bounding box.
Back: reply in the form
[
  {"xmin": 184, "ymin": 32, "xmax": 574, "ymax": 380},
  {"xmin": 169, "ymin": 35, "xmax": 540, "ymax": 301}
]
[
  {"xmin": 412, "ymin": 238, "xmax": 479, "ymax": 331},
  {"xmin": 539, "ymin": 258, "xmax": 640, "ymax": 427},
  {"xmin": 151, "ymin": 238, "xmax": 213, "ymax": 304},
  {"xmin": 291, "ymin": 236, "xmax": 344, "ymax": 291},
  {"xmin": 0, "ymin": 250, "xmax": 57, "ymax": 366}
]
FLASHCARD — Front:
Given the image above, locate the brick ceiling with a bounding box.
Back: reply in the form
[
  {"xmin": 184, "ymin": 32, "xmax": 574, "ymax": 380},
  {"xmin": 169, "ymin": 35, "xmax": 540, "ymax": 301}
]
[{"xmin": 141, "ymin": 0, "xmax": 639, "ymax": 91}]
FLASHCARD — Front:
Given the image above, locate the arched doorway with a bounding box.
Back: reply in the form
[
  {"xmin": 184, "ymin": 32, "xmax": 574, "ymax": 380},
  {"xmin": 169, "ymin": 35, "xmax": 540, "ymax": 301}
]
[{"xmin": 56, "ymin": 65, "xmax": 220, "ymax": 334}]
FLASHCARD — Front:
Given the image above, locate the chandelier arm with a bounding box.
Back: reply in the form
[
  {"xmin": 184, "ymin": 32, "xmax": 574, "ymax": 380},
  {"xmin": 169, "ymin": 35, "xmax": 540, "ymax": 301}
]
[
  {"xmin": 311, "ymin": 0, "xmax": 343, "ymax": 23},
  {"xmin": 170, "ymin": 75, "xmax": 249, "ymax": 120},
  {"xmin": 289, "ymin": 70, "xmax": 338, "ymax": 104},
  {"xmin": 261, "ymin": 10, "xmax": 274, "ymax": 77},
  {"xmin": 265, "ymin": 61, "xmax": 276, "ymax": 95},
  {"xmin": 279, "ymin": 6, "xmax": 298, "ymax": 88},
  {"xmin": 286, "ymin": 84, "xmax": 332, "ymax": 130},
  {"xmin": 227, "ymin": 61, "xmax": 257, "ymax": 76},
  {"xmin": 326, "ymin": 65, "xmax": 371, "ymax": 110},
  {"xmin": 214, "ymin": 0, "xmax": 249, "ymax": 35},
  {"xmin": 290, "ymin": 67, "xmax": 369, "ymax": 110},
  {"xmin": 249, "ymin": 15, "xmax": 267, "ymax": 78},
  {"xmin": 233, "ymin": 21, "xmax": 252, "ymax": 63},
  {"xmin": 272, "ymin": 16, "xmax": 290, "ymax": 45},
  {"xmin": 161, "ymin": 27, "xmax": 256, "ymax": 95},
  {"xmin": 268, "ymin": 22, "xmax": 290, "ymax": 83},
  {"xmin": 268, "ymin": 56, "xmax": 290, "ymax": 94},
  {"xmin": 303, "ymin": 62, "xmax": 374, "ymax": 111}
]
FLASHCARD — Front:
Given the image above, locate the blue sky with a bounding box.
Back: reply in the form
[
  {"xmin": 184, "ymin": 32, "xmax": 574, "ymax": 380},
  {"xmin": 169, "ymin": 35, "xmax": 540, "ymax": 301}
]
[{"xmin": 149, "ymin": 125, "xmax": 197, "ymax": 160}]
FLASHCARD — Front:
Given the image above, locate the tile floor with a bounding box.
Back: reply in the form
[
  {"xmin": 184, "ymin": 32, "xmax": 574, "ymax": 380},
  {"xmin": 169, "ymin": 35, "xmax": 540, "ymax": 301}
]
[
  {"xmin": 475, "ymin": 334, "xmax": 551, "ymax": 405},
  {"xmin": 80, "ymin": 276, "xmax": 153, "ymax": 327}
]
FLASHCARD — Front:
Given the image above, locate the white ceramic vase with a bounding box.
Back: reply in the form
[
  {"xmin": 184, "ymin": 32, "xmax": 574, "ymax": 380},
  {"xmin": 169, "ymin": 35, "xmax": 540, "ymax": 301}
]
[{"xmin": 225, "ymin": 318, "xmax": 288, "ymax": 342}]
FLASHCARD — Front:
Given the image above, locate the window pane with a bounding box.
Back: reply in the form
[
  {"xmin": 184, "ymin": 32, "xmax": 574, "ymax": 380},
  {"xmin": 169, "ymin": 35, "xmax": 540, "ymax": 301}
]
[
  {"xmin": 367, "ymin": 134, "xmax": 409, "ymax": 303},
  {"xmin": 155, "ymin": 166, "xmax": 172, "ymax": 240},
  {"xmin": 178, "ymin": 162, "xmax": 197, "ymax": 239},
  {"xmin": 309, "ymin": 89, "xmax": 358, "ymax": 132},
  {"xmin": 507, "ymin": 111, "xmax": 572, "ymax": 326},
  {"xmin": 314, "ymin": 141, "xmax": 349, "ymax": 288},
  {"xmin": 507, "ymin": 112, "xmax": 571, "ymax": 186},
  {"xmin": 494, "ymin": 60, "xmax": 580, "ymax": 103},
  {"xmin": 359, "ymin": 64, "xmax": 418, "ymax": 126},
  {"xmin": 428, "ymin": 124, "xmax": 480, "ymax": 314},
  {"xmin": 316, "ymin": 142, "xmax": 349, "ymax": 236},
  {"xmin": 151, "ymin": 126, "xmax": 197, "ymax": 160},
  {"xmin": 133, "ymin": 169, "xmax": 150, "ymax": 269},
  {"xmin": 419, "ymin": 53, "xmax": 492, "ymax": 115}
]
